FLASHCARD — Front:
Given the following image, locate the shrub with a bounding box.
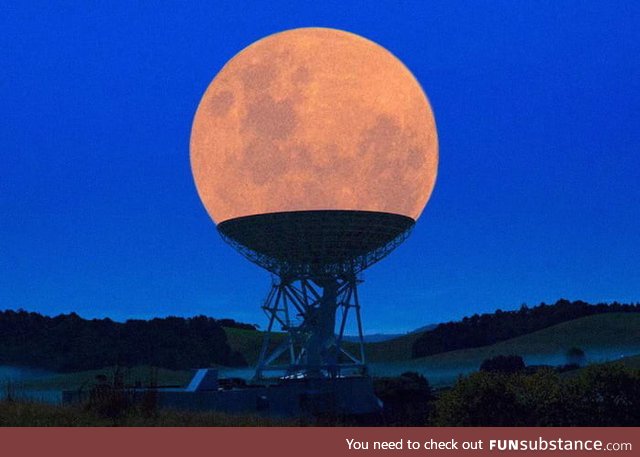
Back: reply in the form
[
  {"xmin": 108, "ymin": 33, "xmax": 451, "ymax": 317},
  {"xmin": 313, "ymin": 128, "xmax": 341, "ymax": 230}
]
[
  {"xmin": 568, "ymin": 363, "xmax": 640, "ymax": 426},
  {"xmin": 374, "ymin": 372, "xmax": 434, "ymax": 426},
  {"xmin": 434, "ymin": 363, "xmax": 640, "ymax": 426},
  {"xmin": 565, "ymin": 347, "xmax": 586, "ymax": 366},
  {"xmin": 433, "ymin": 372, "xmax": 526, "ymax": 426}
]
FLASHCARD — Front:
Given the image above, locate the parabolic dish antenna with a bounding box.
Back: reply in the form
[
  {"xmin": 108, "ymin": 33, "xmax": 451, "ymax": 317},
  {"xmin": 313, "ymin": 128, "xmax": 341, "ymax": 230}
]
[{"xmin": 191, "ymin": 27, "xmax": 438, "ymax": 379}]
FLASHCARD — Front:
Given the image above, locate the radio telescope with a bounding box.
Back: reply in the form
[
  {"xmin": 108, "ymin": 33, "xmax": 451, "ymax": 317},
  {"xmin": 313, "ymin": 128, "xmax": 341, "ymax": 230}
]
[{"xmin": 191, "ymin": 27, "xmax": 438, "ymax": 380}]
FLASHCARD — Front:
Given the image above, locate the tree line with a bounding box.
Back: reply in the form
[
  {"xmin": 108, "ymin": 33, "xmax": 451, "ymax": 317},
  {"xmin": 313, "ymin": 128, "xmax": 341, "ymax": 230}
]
[
  {"xmin": 412, "ymin": 299, "xmax": 640, "ymax": 358},
  {"xmin": 0, "ymin": 310, "xmax": 250, "ymax": 372}
]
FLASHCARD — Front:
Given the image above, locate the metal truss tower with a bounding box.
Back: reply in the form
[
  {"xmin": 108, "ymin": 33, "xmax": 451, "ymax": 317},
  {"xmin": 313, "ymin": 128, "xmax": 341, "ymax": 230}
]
[{"xmin": 255, "ymin": 273, "xmax": 366, "ymax": 379}]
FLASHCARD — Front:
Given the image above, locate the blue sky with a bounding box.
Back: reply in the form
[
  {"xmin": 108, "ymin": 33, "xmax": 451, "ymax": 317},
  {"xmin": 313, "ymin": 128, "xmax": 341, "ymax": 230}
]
[{"xmin": 1, "ymin": 1, "xmax": 639, "ymax": 333}]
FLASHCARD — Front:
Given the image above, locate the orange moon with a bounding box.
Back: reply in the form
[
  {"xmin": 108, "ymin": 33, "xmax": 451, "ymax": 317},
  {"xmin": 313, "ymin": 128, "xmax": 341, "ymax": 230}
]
[{"xmin": 190, "ymin": 27, "xmax": 438, "ymax": 224}]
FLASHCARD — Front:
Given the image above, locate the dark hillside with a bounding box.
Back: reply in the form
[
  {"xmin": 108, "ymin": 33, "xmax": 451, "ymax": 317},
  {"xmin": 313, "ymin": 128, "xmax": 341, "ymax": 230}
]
[
  {"xmin": 412, "ymin": 299, "xmax": 640, "ymax": 358},
  {"xmin": 0, "ymin": 310, "xmax": 248, "ymax": 372}
]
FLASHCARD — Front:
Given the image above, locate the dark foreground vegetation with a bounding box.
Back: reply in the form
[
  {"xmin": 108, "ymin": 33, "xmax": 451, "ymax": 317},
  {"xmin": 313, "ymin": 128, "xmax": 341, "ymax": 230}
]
[
  {"xmin": 375, "ymin": 363, "xmax": 640, "ymax": 426},
  {"xmin": 434, "ymin": 363, "xmax": 640, "ymax": 426},
  {"xmin": 0, "ymin": 310, "xmax": 250, "ymax": 371},
  {"xmin": 0, "ymin": 400, "xmax": 295, "ymax": 427},
  {"xmin": 413, "ymin": 299, "xmax": 640, "ymax": 358},
  {"xmin": 374, "ymin": 372, "xmax": 434, "ymax": 426},
  {"xmin": 3, "ymin": 361, "xmax": 638, "ymax": 426}
]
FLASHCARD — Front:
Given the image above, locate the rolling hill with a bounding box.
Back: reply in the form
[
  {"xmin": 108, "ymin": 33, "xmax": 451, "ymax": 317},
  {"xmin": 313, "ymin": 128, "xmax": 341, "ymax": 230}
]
[
  {"xmin": 368, "ymin": 313, "xmax": 640, "ymax": 385},
  {"xmin": 223, "ymin": 326, "xmax": 422, "ymax": 365},
  {"xmin": 223, "ymin": 327, "xmax": 285, "ymax": 366},
  {"xmin": 10, "ymin": 313, "xmax": 640, "ymax": 392},
  {"xmin": 225, "ymin": 313, "xmax": 640, "ymax": 371}
]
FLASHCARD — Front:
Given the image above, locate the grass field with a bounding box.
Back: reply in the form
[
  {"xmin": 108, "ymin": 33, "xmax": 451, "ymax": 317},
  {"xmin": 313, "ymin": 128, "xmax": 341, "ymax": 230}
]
[
  {"xmin": 223, "ymin": 327, "xmax": 285, "ymax": 366},
  {"xmin": 363, "ymin": 332, "xmax": 422, "ymax": 361},
  {"xmin": 612, "ymin": 353, "xmax": 640, "ymax": 370},
  {"xmin": 223, "ymin": 326, "xmax": 419, "ymax": 365},
  {"xmin": 368, "ymin": 313, "xmax": 640, "ymax": 385},
  {"xmin": 227, "ymin": 312, "xmax": 640, "ymax": 367}
]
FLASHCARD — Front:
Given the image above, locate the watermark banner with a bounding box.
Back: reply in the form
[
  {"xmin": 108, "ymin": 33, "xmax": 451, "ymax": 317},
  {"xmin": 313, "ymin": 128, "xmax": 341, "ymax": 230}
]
[{"xmin": 0, "ymin": 427, "xmax": 636, "ymax": 457}]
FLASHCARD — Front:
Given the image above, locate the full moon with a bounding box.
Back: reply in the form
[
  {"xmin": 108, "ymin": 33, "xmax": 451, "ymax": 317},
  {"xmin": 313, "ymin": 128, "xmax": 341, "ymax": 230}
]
[{"xmin": 191, "ymin": 27, "xmax": 438, "ymax": 225}]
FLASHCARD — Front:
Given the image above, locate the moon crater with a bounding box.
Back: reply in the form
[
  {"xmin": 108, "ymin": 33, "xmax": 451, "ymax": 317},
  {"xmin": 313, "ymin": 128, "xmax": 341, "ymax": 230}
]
[{"xmin": 244, "ymin": 96, "xmax": 298, "ymax": 140}]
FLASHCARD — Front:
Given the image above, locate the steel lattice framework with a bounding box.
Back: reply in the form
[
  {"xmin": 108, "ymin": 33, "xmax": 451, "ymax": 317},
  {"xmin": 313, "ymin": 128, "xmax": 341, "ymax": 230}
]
[
  {"xmin": 217, "ymin": 210, "xmax": 414, "ymax": 379},
  {"xmin": 254, "ymin": 274, "xmax": 366, "ymax": 379}
]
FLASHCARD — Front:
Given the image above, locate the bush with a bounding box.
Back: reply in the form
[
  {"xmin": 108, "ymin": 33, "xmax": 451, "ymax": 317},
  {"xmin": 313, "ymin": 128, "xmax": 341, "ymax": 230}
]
[
  {"xmin": 434, "ymin": 363, "xmax": 640, "ymax": 426},
  {"xmin": 568, "ymin": 364, "xmax": 640, "ymax": 426},
  {"xmin": 85, "ymin": 368, "xmax": 133, "ymax": 422},
  {"xmin": 566, "ymin": 347, "xmax": 586, "ymax": 365},
  {"xmin": 434, "ymin": 372, "xmax": 527, "ymax": 426},
  {"xmin": 374, "ymin": 372, "xmax": 434, "ymax": 426}
]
